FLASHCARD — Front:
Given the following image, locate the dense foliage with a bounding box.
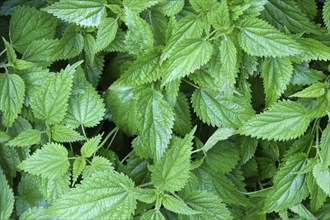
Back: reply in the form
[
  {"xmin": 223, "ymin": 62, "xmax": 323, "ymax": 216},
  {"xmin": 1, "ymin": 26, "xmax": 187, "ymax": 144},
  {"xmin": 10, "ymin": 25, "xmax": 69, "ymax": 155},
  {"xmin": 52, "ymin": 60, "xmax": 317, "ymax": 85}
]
[{"xmin": 0, "ymin": 0, "xmax": 329, "ymax": 219}]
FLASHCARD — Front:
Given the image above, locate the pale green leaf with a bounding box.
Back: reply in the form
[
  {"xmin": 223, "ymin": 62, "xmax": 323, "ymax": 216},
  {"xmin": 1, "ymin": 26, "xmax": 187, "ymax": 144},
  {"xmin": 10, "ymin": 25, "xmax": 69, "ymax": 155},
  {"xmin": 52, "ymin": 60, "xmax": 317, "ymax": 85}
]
[
  {"xmin": 212, "ymin": 0, "xmax": 230, "ymax": 31},
  {"xmin": 95, "ymin": 17, "xmax": 118, "ymax": 53},
  {"xmin": 150, "ymin": 128, "xmax": 195, "ymax": 192},
  {"xmin": 51, "ymin": 25, "xmax": 84, "ymax": 61},
  {"xmin": 261, "ymin": 0, "xmax": 319, "ymax": 34},
  {"xmin": 6, "ymin": 129, "xmax": 40, "ymax": 147},
  {"xmin": 23, "ymin": 39, "xmax": 58, "ymax": 66},
  {"xmin": 160, "ymin": 14, "xmax": 204, "ymax": 63},
  {"xmin": 134, "ymin": 188, "xmax": 156, "ymax": 204},
  {"xmin": 264, "ymin": 153, "xmax": 309, "ymax": 212},
  {"xmin": 238, "ymin": 18, "xmax": 301, "ymax": 57},
  {"xmin": 161, "ymin": 39, "xmax": 213, "ymax": 85},
  {"xmin": 135, "ymin": 89, "xmax": 174, "ymax": 160},
  {"xmin": 261, "ymin": 57, "xmax": 293, "ymax": 106},
  {"xmin": 296, "ymin": 0, "xmax": 317, "ymax": 20},
  {"xmin": 83, "ymin": 34, "xmax": 95, "ymax": 65},
  {"xmin": 10, "ymin": 6, "xmax": 57, "ymax": 53},
  {"xmin": 191, "ymin": 89, "xmax": 255, "ymax": 129},
  {"xmin": 320, "ymin": 122, "xmax": 330, "ymax": 169},
  {"xmin": 123, "ymin": 0, "xmax": 160, "ymax": 14},
  {"xmin": 240, "ymin": 100, "xmax": 310, "ymax": 141},
  {"xmin": 154, "ymin": 0, "xmax": 184, "ymax": 17},
  {"xmin": 84, "ymin": 54, "xmax": 105, "ymax": 87},
  {"xmin": 83, "ymin": 156, "xmax": 113, "ymax": 178},
  {"xmin": 188, "ymin": 69, "xmax": 218, "ymax": 90},
  {"xmin": 181, "ymin": 190, "xmax": 233, "ymax": 220},
  {"xmin": 307, "ymin": 173, "xmax": 327, "ymax": 212},
  {"xmin": 73, "ymin": 156, "xmax": 86, "ymax": 181},
  {"xmin": 162, "ymin": 195, "xmax": 198, "ymax": 215},
  {"xmin": 3, "ymin": 38, "xmax": 16, "ymax": 64},
  {"xmin": 0, "ymin": 132, "xmax": 11, "ymax": 143},
  {"xmin": 37, "ymin": 175, "xmax": 70, "ymax": 203},
  {"xmin": 0, "ymin": 73, "xmax": 25, "ymax": 127},
  {"xmin": 19, "ymin": 143, "xmax": 70, "ymax": 178},
  {"xmin": 31, "ymin": 62, "xmax": 81, "ymax": 125},
  {"xmin": 202, "ymin": 127, "xmax": 235, "ymax": 152},
  {"xmin": 51, "ymin": 124, "xmax": 84, "ymax": 143},
  {"xmin": 0, "ymin": 168, "xmax": 14, "ymax": 220},
  {"xmin": 116, "ymin": 49, "xmax": 161, "ymax": 85},
  {"xmin": 80, "ymin": 134, "xmax": 102, "ymax": 158},
  {"xmin": 290, "ymin": 204, "xmax": 317, "ymax": 220},
  {"xmin": 290, "ymin": 82, "xmax": 325, "ymax": 98},
  {"xmin": 48, "ymin": 171, "xmax": 136, "ymax": 219},
  {"xmin": 124, "ymin": 6, "xmax": 153, "ymax": 55},
  {"xmin": 141, "ymin": 209, "xmax": 165, "ymax": 220},
  {"xmin": 20, "ymin": 207, "xmax": 55, "ymax": 220},
  {"xmin": 43, "ymin": 0, "xmax": 106, "ymax": 27},
  {"xmin": 64, "ymin": 87, "xmax": 105, "ymax": 128},
  {"xmin": 313, "ymin": 162, "xmax": 330, "ymax": 197},
  {"xmin": 324, "ymin": 0, "xmax": 330, "ymax": 32}
]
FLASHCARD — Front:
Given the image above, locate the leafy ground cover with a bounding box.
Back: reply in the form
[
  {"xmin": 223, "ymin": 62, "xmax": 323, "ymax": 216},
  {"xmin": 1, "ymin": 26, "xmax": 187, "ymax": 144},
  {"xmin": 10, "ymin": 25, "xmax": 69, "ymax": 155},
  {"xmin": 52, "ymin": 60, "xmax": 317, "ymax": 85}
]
[{"xmin": 0, "ymin": 0, "xmax": 329, "ymax": 219}]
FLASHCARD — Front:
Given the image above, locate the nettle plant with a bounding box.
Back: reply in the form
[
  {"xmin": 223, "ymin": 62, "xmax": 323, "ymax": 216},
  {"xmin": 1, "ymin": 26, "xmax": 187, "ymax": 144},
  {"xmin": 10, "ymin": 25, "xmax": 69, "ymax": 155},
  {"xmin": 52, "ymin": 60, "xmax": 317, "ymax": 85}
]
[{"xmin": 0, "ymin": 0, "xmax": 329, "ymax": 219}]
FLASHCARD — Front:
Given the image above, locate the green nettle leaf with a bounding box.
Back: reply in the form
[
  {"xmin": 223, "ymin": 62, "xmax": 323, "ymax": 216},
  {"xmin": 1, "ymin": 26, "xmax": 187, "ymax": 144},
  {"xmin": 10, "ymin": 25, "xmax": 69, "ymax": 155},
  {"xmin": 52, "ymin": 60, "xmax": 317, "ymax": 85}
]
[
  {"xmin": 206, "ymin": 141, "xmax": 240, "ymax": 173},
  {"xmin": 123, "ymin": 0, "xmax": 160, "ymax": 14},
  {"xmin": 202, "ymin": 127, "xmax": 235, "ymax": 153},
  {"xmin": 51, "ymin": 25, "xmax": 84, "ymax": 61},
  {"xmin": 80, "ymin": 134, "xmax": 102, "ymax": 158},
  {"xmin": 313, "ymin": 162, "xmax": 330, "ymax": 197},
  {"xmin": 181, "ymin": 191, "xmax": 233, "ymax": 220},
  {"xmin": 48, "ymin": 171, "xmax": 136, "ymax": 219},
  {"xmin": 10, "ymin": 6, "xmax": 57, "ymax": 53},
  {"xmin": 43, "ymin": 0, "xmax": 106, "ymax": 27},
  {"xmin": 216, "ymin": 38, "xmax": 237, "ymax": 96},
  {"xmin": 20, "ymin": 207, "xmax": 55, "ymax": 220},
  {"xmin": 240, "ymin": 100, "xmax": 310, "ymax": 141},
  {"xmin": 0, "ymin": 168, "xmax": 14, "ymax": 220},
  {"xmin": 191, "ymin": 89, "xmax": 255, "ymax": 129},
  {"xmin": 290, "ymin": 204, "xmax": 317, "ymax": 220},
  {"xmin": 261, "ymin": 0, "xmax": 319, "ymax": 34},
  {"xmin": 95, "ymin": 17, "xmax": 118, "ymax": 54},
  {"xmin": 72, "ymin": 156, "xmax": 86, "ymax": 181},
  {"xmin": 23, "ymin": 39, "xmax": 59, "ymax": 66},
  {"xmin": 320, "ymin": 123, "xmax": 330, "ymax": 169},
  {"xmin": 264, "ymin": 153, "xmax": 309, "ymax": 212},
  {"xmin": 19, "ymin": 143, "xmax": 70, "ymax": 178},
  {"xmin": 140, "ymin": 209, "xmax": 165, "ymax": 220},
  {"xmin": 37, "ymin": 174, "xmax": 70, "ymax": 204},
  {"xmin": 0, "ymin": 73, "xmax": 25, "ymax": 127},
  {"xmin": 150, "ymin": 128, "xmax": 195, "ymax": 192},
  {"xmin": 212, "ymin": 0, "xmax": 230, "ymax": 31},
  {"xmin": 116, "ymin": 49, "xmax": 161, "ymax": 85},
  {"xmin": 261, "ymin": 57, "xmax": 293, "ymax": 106},
  {"xmin": 6, "ymin": 129, "xmax": 40, "ymax": 147},
  {"xmin": 324, "ymin": 0, "xmax": 330, "ymax": 32},
  {"xmin": 124, "ymin": 6, "xmax": 153, "ymax": 55},
  {"xmin": 291, "ymin": 63, "xmax": 326, "ymax": 85},
  {"xmin": 290, "ymin": 82, "xmax": 325, "ymax": 98},
  {"xmin": 162, "ymin": 195, "xmax": 198, "ymax": 214},
  {"xmin": 294, "ymin": 38, "xmax": 330, "ymax": 62},
  {"xmin": 173, "ymin": 93, "xmax": 192, "ymax": 136},
  {"xmin": 31, "ymin": 62, "xmax": 81, "ymax": 125},
  {"xmin": 64, "ymin": 87, "xmax": 105, "ymax": 128},
  {"xmin": 135, "ymin": 89, "xmax": 174, "ymax": 160},
  {"xmin": 105, "ymin": 85, "xmax": 141, "ymax": 135},
  {"xmin": 154, "ymin": 0, "xmax": 184, "ymax": 17},
  {"xmin": 161, "ymin": 39, "xmax": 213, "ymax": 85},
  {"xmin": 51, "ymin": 124, "xmax": 84, "ymax": 143},
  {"xmin": 160, "ymin": 14, "xmax": 204, "ymax": 63},
  {"xmin": 3, "ymin": 38, "xmax": 16, "ymax": 64},
  {"xmin": 83, "ymin": 156, "xmax": 113, "ymax": 178},
  {"xmin": 133, "ymin": 188, "xmax": 157, "ymax": 204},
  {"xmin": 84, "ymin": 34, "xmax": 96, "ymax": 65},
  {"xmin": 238, "ymin": 18, "xmax": 301, "ymax": 57}
]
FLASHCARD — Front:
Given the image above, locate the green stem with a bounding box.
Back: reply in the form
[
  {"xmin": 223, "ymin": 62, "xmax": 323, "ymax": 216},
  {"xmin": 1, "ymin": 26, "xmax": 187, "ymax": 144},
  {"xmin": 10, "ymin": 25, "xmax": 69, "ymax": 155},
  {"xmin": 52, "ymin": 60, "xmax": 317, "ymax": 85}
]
[
  {"xmin": 120, "ymin": 150, "xmax": 133, "ymax": 164},
  {"xmin": 106, "ymin": 127, "xmax": 119, "ymax": 150},
  {"xmin": 81, "ymin": 125, "xmax": 87, "ymax": 138},
  {"xmin": 136, "ymin": 182, "xmax": 153, "ymax": 188},
  {"xmin": 0, "ymin": 48, "xmax": 6, "ymax": 57},
  {"xmin": 183, "ymin": 79, "xmax": 199, "ymax": 89}
]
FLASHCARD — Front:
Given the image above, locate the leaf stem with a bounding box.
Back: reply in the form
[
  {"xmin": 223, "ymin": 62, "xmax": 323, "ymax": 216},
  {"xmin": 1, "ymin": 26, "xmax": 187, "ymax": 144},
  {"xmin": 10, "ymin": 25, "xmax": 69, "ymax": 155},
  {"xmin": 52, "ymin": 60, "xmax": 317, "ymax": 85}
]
[
  {"xmin": 106, "ymin": 127, "xmax": 119, "ymax": 150},
  {"xmin": 81, "ymin": 125, "xmax": 87, "ymax": 138},
  {"xmin": 136, "ymin": 182, "xmax": 153, "ymax": 188},
  {"xmin": 120, "ymin": 150, "xmax": 133, "ymax": 164},
  {"xmin": 0, "ymin": 48, "xmax": 6, "ymax": 57},
  {"xmin": 183, "ymin": 79, "xmax": 199, "ymax": 89}
]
